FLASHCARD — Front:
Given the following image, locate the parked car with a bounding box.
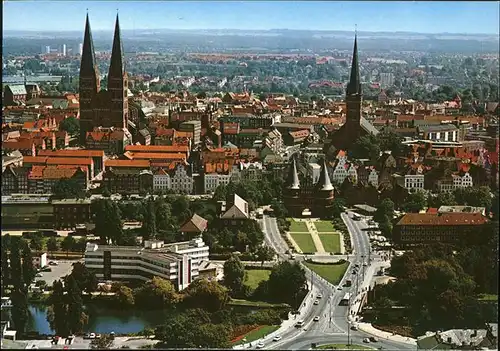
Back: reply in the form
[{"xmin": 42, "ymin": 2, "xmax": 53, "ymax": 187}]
[
  {"xmin": 83, "ymin": 333, "xmax": 91, "ymax": 339},
  {"xmin": 369, "ymin": 337, "xmax": 378, "ymax": 342},
  {"xmin": 313, "ymin": 316, "xmax": 320, "ymax": 322},
  {"xmin": 317, "ymin": 294, "xmax": 323, "ymax": 299},
  {"xmin": 35, "ymin": 273, "xmax": 43, "ymax": 277},
  {"xmin": 313, "ymin": 300, "xmax": 320, "ymax": 305},
  {"xmin": 351, "ymin": 325, "xmax": 358, "ymax": 331},
  {"xmin": 49, "ymin": 261, "xmax": 58, "ymax": 266},
  {"xmin": 89, "ymin": 333, "xmax": 96, "ymax": 339},
  {"xmin": 363, "ymin": 338, "xmax": 371, "ymax": 343}
]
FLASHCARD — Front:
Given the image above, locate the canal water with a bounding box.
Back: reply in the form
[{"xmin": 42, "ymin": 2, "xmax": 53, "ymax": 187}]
[{"xmin": 27, "ymin": 304, "xmax": 170, "ymax": 335}]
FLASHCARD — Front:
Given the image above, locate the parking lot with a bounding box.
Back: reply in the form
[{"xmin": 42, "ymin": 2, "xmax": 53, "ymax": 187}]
[
  {"xmin": 22, "ymin": 336, "xmax": 159, "ymax": 349},
  {"xmin": 35, "ymin": 260, "xmax": 81, "ymax": 286}
]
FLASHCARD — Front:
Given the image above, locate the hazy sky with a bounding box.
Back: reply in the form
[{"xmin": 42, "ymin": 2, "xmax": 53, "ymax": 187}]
[{"xmin": 3, "ymin": 1, "xmax": 499, "ymax": 34}]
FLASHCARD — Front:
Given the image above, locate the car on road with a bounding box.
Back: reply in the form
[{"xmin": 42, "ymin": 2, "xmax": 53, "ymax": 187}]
[
  {"xmin": 295, "ymin": 320, "xmax": 305, "ymax": 328},
  {"xmin": 89, "ymin": 333, "xmax": 96, "ymax": 339},
  {"xmin": 337, "ymin": 286, "xmax": 343, "ymax": 290},
  {"xmin": 256, "ymin": 342, "xmax": 265, "ymax": 349},
  {"xmin": 313, "ymin": 300, "xmax": 320, "ymax": 305},
  {"xmin": 83, "ymin": 333, "xmax": 91, "ymax": 339},
  {"xmin": 363, "ymin": 262, "xmax": 368, "ymax": 267},
  {"xmin": 35, "ymin": 273, "xmax": 43, "ymax": 277},
  {"xmin": 313, "ymin": 316, "xmax": 320, "ymax": 322},
  {"xmin": 354, "ymin": 263, "xmax": 360, "ymax": 268},
  {"xmin": 273, "ymin": 336, "xmax": 282, "ymax": 342},
  {"xmin": 363, "ymin": 338, "xmax": 371, "ymax": 343},
  {"xmin": 350, "ymin": 325, "xmax": 358, "ymax": 331},
  {"xmin": 49, "ymin": 261, "xmax": 58, "ymax": 266},
  {"xmin": 369, "ymin": 337, "xmax": 378, "ymax": 342},
  {"xmin": 317, "ymin": 294, "xmax": 323, "ymax": 299}
]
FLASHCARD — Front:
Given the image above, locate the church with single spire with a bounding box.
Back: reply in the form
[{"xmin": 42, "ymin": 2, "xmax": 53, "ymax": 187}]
[
  {"xmin": 79, "ymin": 14, "xmax": 131, "ymax": 153},
  {"xmin": 323, "ymin": 33, "xmax": 379, "ymax": 159}
]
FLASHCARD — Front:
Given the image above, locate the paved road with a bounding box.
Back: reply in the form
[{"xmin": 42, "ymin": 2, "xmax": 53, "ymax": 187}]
[{"xmin": 255, "ymin": 213, "xmax": 414, "ymax": 351}]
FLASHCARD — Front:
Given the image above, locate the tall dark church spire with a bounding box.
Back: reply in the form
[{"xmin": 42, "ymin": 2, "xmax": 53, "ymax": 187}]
[
  {"xmin": 107, "ymin": 13, "xmax": 129, "ymax": 130},
  {"xmin": 80, "ymin": 13, "xmax": 98, "ymax": 77},
  {"xmin": 346, "ymin": 32, "xmax": 362, "ymax": 96},
  {"xmin": 108, "ymin": 14, "xmax": 125, "ymax": 78},
  {"xmin": 79, "ymin": 13, "xmax": 100, "ymax": 145}
]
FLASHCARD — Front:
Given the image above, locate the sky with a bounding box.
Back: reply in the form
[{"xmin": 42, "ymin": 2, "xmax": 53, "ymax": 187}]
[{"xmin": 3, "ymin": 1, "xmax": 500, "ymax": 34}]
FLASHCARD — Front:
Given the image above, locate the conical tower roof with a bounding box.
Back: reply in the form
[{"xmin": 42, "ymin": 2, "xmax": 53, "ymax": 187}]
[
  {"xmin": 108, "ymin": 14, "xmax": 125, "ymax": 78},
  {"xmin": 317, "ymin": 160, "xmax": 334, "ymax": 191},
  {"xmin": 287, "ymin": 157, "xmax": 300, "ymax": 190},
  {"xmin": 346, "ymin": 33, "xmax": 362, "ymax": 96},
  {"xmin": 80, "ymin": 14, "xmax": 98, "ymax": 76}
]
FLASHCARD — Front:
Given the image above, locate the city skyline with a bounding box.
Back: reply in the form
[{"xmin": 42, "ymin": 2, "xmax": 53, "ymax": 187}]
[{"xmin": 3, "ymin": 1, "xmax": 500, "ymax": 34}]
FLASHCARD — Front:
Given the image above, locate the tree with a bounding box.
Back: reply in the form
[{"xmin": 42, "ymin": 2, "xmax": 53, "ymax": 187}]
[
  {"xmin": 21, "ymin": 240, "xmax": 36, "ymax": 286},
  {"xmin": 350, "ymin": 134, "xmax": 381, "ymax": 160},
  {"xmin": 61, "ymin": 235, "xmax": 76, "ymax": 257},
  {"xmin": 9, "ymin": 237, "xmax": 24, "ymax": 290},
  {"xmin": 134, "ymin": 277, "xmax": 179, "ymax": 309},
  {"xmin": 428, "ymin": 192, "xmax": 457, "ymax": 208},
  {"xmin": 374, "ymin": 198, "xmax": 395, "ymax": 223},
  {"xmin": 115, "ymin": 285, "xmax": 135, "ymax": 307},
  {"xmin": 377, "ymin": 130, "xmax": 406, "ymax": 156},
  {"xmin": 454, "ymin": 186, "xmax": 493, "ymax": 211},
  {"xmin": 223, "ymin": 254, "xmax": 245, "ymax": 295},
  {"xmin": 52, "ymin": 178, "xmax": 85, "ymax": 199},
  {"xmin": 11, "ymin": 288, "xmax": 29, "ymax": 337},
  {"xmin": 402, "ymin": 191, "xmax": 427, "ymax": 213},
  {"xmin": 1, "ymin": 244, "xmax": 10, "ymax": 294},
  {"xmin": 141, "ymin": 200, "xmax": 157, "ymax": 240},
  {"xmin": 183, "ymin": 278, "xmax": 229, "ymax": 312},
  {"xmin": 92, "ymin": 199, "xmax": 123, "ymax": 244},
  {"xmin": 256, "ymin": 245, "xmax": 275, "ymax": 266},
  {"xmin": 47, "ymin": 237, "xmax": 59, "ymax": 253},
  {"xmin": 329, "ymin": 198, "xmax": 346, "ymax": 219},
  {"xmin": 267, "ymin": 261, "xmax": 307, "ymax": 306},
  {"xmin": 47, "ymin": 280, "xmax": 68, "ymax": 336},
  {"xmin": 66, "ymin": 262, "xmax": 98, "ymax": 293},
  {"xmin": 29, "ymin": 233, "xmax": 44, "ymax": 252},
  {"xmin": 65, "ymin": 275, "xmax": 88, "ymax": 334}
]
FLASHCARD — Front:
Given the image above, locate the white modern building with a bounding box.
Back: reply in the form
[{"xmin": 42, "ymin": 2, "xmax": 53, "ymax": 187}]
[{"xmin": 84, "ymin": 237, "xmax": 210, "ymax": 291}]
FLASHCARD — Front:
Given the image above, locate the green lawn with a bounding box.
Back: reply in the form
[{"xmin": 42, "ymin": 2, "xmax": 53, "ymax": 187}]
[
  {"xmin": 319, "ymin": 234, "xmax": 341, "ymax": 253},
  {"xmin": 304, "ymin": 262, "xmax": 349, "ymax": 285},
  {"xmin": 314, "ymin": 221, "xmax": 336, "ymax": 232},
  {"xmin": 244, "ymin": 269, "xmax": 271, "ymax": 289},
  {"xmin": 232, "ymin": 325, "xmax": 280, "ymax": 345},
  {"xmin": 228, "ymin": 299, "xmax": 286, "ymax": 308},
  {"xmin": 289, "ymin": 220, "xmax": 309, "ymax": 232},
  {"xmin": 290, "ymin": 233, "xmax": 317, "ymax": 253},
  {"xmin": 317, "ymin": 344, "xmax": 374, "ymax": 350}
]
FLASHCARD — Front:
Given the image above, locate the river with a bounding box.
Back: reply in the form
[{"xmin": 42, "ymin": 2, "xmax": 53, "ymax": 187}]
[{"xmin": 27, "ymin": 304, "xmax": 170, "ymax": 335}]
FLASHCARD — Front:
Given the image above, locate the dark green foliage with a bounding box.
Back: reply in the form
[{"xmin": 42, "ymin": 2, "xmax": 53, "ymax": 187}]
[
  {"xmin": 66, "ymin": 262, "xmax": 98, "ymax": 293},
  {"xmin": 59, "ymin": 116, "xmax": 80, "ymax": 136},
  {"xmin": 183, "ymin": 279, "xmax": 229, "ymax": 312},
  {"xmin": 91, "ymin": 199, "xmax": 123, "ymax": 244},
  {"xmin": 11, "ymin": 288, "xmax": 29, "ymax": 336},
  {"xmin": 223, "ymin": 255, "xmax": 245, "ymax": 296},
  {"xmin": 52, "ymin": 178, "xmax": 86, "ymax": 199}
]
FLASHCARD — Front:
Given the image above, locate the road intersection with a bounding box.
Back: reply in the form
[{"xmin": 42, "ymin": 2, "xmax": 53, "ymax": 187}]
[{"xmin": 250, "ymin": 212, "xmax": 416, "ymax": 350}]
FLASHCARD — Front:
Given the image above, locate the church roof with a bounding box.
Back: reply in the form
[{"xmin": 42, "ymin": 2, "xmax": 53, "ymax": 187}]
[
  {"xmin": 108, "ymin": 14, "xmax": 125, "ymax": 78},
  {"xmin": 80, "ymin": 14, "xmax": 99, "ymax": 77},
  {"xmin": 346, "ymin": 34, "xmax": 362, "ymax": 96},
  {"xmin": 317, "ymin": 160, "xmax": 334, "ymax": 191},
  {"xmin": 286, "ymin": 157, "xmax": 301, "ymax": 190}
]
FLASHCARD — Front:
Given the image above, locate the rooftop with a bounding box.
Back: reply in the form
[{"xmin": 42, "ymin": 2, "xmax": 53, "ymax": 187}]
[{"xmin": 397, "ymin": 212, "xmax": 488, "ymax": 226}]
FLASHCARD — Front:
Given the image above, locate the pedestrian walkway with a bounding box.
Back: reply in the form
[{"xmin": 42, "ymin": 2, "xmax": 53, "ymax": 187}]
[
  {"xmin": 357, "ymin": 322, "xmax": 417, "ymax": 346},
  {"xmin": 306, "ymin": 220, "xmax": 326, "ymax": 253},
  {"xmin": 286, "ymin": 232, "xmax": 303, "ymax": 253}
]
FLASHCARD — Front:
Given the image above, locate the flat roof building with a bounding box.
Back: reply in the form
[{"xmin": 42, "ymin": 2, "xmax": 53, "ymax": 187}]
[{"xmin": 84, "ymin": 237, "xmax": 210, "ymax": 290}]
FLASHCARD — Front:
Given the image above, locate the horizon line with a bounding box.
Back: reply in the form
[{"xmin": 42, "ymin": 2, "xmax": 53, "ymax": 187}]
[{"xmin": 3, "ymin": 28, "xmax": 498, "ymax": 36}]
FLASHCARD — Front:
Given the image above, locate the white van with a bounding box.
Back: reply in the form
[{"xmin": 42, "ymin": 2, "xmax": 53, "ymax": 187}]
[{"xmin": 295, "ymin": 320, "xmax": 305, "ymax": 328}]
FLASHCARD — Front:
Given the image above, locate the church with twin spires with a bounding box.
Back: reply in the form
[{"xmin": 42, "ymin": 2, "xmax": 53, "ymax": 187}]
[{"xmin": 79, "ymin": 14, "xmax": 132, "ymax": 150}]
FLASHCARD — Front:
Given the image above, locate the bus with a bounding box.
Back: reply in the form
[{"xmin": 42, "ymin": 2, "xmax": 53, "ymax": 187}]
[{"xmin": 339, "ymin": 292, "xmax": 351, "ymax": 306}]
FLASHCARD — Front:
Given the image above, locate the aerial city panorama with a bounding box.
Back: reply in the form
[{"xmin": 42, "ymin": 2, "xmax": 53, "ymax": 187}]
[{"xmin": 1, "ymin": 1, "xmax": 499, "ymax": 350}]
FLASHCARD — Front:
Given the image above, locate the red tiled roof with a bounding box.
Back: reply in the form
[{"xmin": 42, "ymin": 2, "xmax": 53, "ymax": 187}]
[
  {"xmin": 128, "ymin": 152, "xmax": 186, "ymax": 160},
  {"xmin": 37, "ymin": 149, "xmax": 105, "ymax": 158},
  {"xmin": 125, "ymin": 145, "xmax": 189, "ymax": 153},
  {"xmin": 105, "ymin": 159, "xmax": 151, "ymax": 168},
  {"xmin": 22, "ymin": 156, "xmax": 48, "ymax": 164},
  {"xmin": 397, "ymin": 212, "xmax": 488, "ymax": 226},
  {"xmin": 46, "ymin": 157, "xmax": 93, "ymax": 166}
]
